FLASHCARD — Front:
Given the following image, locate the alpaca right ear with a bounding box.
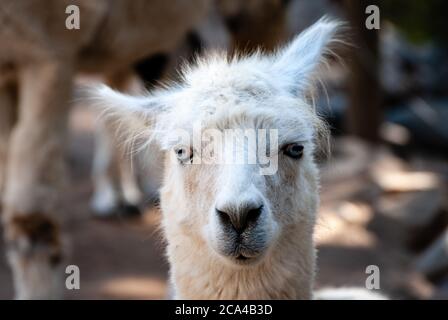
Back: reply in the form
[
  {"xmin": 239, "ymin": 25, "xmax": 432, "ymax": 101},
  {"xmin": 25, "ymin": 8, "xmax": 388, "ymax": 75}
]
[
  {"xmin": 82, "ymin": 84, "xmax": 168, "ymax": 145},
  {"xmin": 271, "ymin": 17, "xmax": 344, "ymax": 96}
]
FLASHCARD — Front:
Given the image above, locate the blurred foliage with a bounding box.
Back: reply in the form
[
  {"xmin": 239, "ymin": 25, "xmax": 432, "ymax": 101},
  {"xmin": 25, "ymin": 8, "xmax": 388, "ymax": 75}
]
[{"xmin": 380, "ymin": 0, "xmax": 448, "ymax": 46}]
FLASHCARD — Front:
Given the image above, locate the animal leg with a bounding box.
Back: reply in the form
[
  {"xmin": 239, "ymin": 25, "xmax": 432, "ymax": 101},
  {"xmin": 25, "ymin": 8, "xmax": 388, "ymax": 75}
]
[
  {"xmin": 0, "ymin": 83, "xmax": 17, "ymax": 200},
  {"xmin": 2, "ymin": 60, "xmax": 72, "ymax": 299}
]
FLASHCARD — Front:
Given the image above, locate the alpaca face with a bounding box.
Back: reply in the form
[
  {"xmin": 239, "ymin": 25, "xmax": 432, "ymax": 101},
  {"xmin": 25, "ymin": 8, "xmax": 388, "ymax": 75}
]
[
  {"xmin": 90, "ymin": 17, "xmax": 340, "ymax": 269},
  {"xmin": 159, "ymin": 86, "xmax": 321, "ymax": 266},
  {"xmin": 186, "ymin": 131, "xmax": 317, "ymax": 267}
]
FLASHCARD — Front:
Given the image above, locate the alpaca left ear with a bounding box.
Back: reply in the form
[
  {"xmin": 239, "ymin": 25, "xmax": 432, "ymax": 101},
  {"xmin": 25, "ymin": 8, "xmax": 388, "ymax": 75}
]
[
  {"xmin": 272, "ymin": 17, "xmax": 343, "ymax": 96},
  {"xmin": 82, "ymin": 84, "xmax": 170, "ymax": 144}
]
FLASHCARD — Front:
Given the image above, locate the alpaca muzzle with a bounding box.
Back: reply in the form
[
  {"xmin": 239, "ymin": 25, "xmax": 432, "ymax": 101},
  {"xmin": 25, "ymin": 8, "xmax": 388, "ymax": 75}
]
[{"xmin": 213, "ymin": 203, "xmax": 272, "ymax": 265}]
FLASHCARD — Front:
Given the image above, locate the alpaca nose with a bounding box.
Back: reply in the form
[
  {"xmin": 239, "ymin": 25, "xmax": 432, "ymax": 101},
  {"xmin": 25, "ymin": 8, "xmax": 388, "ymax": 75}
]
[{"xmin": 216, "ymin": 203, "xmax": 263, "ymax": 234}]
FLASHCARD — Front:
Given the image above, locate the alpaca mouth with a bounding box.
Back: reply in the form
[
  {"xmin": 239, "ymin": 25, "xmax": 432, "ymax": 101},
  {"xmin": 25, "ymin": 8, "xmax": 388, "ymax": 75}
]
[
  {"xmin": 236, "ymin": 254, "xmax": 249, "ymax": 261},
  {"xmin": 232, "ymin": 245, "xmax": 265, "ymax": 264},
  {"xmin": 216, "ymin": 242, "xmax": 265, "ymax": 265},
  {"xmin": 234, "ymin": 253, "xmax": 255, "ymax": 264},
  {"xmin": 232, "ymin": 252, "xmax": 265, "ymax": 266},
  {"xmin": 215, "ymin": 227, "xmax": 270, "ymax": 265}
]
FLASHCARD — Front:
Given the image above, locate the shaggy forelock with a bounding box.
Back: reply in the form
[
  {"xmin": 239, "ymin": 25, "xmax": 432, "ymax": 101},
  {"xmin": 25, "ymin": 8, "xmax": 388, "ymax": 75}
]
[{"xmin": 157, "ymin": 52, "xmax": 326, "ymax": 154}]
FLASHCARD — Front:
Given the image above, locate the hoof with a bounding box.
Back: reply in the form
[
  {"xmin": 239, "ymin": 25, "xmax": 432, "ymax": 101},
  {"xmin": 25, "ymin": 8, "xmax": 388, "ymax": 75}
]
[
  {"xmin": 5, "ymin": 211, "xmax": 64, "ymax": 299},
  {"xmin": 119, "ymin": 203, "xmax": 142, "ymax": 217}
]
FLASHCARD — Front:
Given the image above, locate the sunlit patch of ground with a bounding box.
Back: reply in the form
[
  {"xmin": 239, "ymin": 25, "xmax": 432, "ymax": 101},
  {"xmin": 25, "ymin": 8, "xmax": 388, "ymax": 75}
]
[
  {"xmin": 316, "ymin": 201, "xmax": 376, "ymax": 247},
  {"xmin": 99, "ymin": 276, "xmax": 167, "ymax": 299}
]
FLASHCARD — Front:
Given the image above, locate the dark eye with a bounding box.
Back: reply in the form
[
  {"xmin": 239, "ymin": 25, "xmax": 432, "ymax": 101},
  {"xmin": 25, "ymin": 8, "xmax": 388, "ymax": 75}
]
[
  {"xmin": 283, "ymin": 144, "xmax": 304, "ymax": 159},
  {"xmin": 174, "ymin": 146, "xmax": 193, "ymax": 164}
]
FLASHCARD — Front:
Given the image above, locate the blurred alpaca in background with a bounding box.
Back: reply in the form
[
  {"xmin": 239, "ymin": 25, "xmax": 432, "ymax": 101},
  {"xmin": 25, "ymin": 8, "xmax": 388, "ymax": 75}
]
[{"xmin": 0, "ymin": 0, "xmax": 208, "ymax": 299}]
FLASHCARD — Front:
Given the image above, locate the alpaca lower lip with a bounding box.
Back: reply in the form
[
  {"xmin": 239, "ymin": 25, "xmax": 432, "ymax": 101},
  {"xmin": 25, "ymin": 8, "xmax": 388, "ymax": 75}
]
[
  {"xmin": 233, "ymin": 250, "xmax": 264, "ymax": 263},
  {"xmin": 232, "ymin": 253, "xmax": 263, "ymax": 266},
  {"xmin": 234, "ymin": 254, "xmax": 255, "ymax": 264}
]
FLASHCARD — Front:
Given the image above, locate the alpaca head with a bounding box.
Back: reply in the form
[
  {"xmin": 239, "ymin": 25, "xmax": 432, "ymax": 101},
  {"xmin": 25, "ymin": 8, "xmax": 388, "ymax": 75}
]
[{"xmin": 90, "ymin": 18, "xmax": 341, "ymax": 268}]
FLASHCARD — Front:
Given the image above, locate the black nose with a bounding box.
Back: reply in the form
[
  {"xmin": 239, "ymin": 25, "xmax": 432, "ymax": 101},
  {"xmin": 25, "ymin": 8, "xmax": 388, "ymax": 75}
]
[{"xmin": 216, "ymin": 204, "xmax": 263, "ymax": 234}]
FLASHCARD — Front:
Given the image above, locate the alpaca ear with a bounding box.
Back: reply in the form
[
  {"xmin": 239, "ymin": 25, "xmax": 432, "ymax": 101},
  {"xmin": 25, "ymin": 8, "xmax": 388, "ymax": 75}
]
[
  {"xmin": 82, "ymin": 84, "xmax": 168, "ymax": 145},
  {"xmin": 272, "ymin": 17, "xmax": 343, "ymax": 96}
]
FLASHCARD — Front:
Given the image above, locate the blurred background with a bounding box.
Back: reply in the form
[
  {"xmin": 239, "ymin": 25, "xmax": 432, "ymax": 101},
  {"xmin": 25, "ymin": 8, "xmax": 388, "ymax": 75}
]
[{"xmin": 0, "ymin": 0, "xmax": 448, "ymax": 299}]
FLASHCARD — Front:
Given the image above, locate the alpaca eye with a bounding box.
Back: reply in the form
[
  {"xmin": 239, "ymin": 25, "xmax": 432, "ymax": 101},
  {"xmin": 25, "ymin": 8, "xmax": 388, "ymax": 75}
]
[
  {"xmin": 283, "ymin": 144, "xmax": 304, "ymax": 159},
  {"xmin": 174, "ymin": 146, "xmax": 193, "ymax": 164}
]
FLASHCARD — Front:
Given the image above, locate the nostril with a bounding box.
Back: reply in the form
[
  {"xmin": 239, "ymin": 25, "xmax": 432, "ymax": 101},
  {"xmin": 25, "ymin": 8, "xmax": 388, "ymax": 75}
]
[
  {"xmin": 216, "ymin": 208, "xmax": 231, "ymax": 225},
  {"xmin": 216, "ymin": 204, "xmax": 264, "ymax": 234},
  {"xmin": 246, "ymin": 205, "xmax": 263, "ymax": 225}
]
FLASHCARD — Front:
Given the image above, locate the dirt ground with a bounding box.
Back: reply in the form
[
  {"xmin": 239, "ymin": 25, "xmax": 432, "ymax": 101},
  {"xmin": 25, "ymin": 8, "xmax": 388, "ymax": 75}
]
[{"xmin": 0, "ymin": 105, "xmax": 438, "ymax": 299}]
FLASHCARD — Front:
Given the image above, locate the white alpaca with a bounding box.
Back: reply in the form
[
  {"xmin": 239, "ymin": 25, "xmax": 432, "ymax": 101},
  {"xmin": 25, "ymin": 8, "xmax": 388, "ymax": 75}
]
[{"xmin": 90, "ymin": 18, "xmax": 342, "ymax": 299}]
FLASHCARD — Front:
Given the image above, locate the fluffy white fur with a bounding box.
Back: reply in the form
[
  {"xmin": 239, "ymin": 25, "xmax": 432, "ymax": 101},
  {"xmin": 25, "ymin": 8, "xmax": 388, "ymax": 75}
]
[{"xmin": 90, "ymin": 18, "xmax": 342, "ymax": 299}]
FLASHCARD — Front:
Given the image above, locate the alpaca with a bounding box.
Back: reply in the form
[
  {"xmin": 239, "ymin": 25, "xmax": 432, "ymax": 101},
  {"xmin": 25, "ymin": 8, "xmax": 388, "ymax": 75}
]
[
  {"xmin": 89, "ymin": 18, "xmax": 341, "ymax": 299},
  {"xmin": 0, "ymin": 0, "xmax": 208, "ymax": 299}
]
